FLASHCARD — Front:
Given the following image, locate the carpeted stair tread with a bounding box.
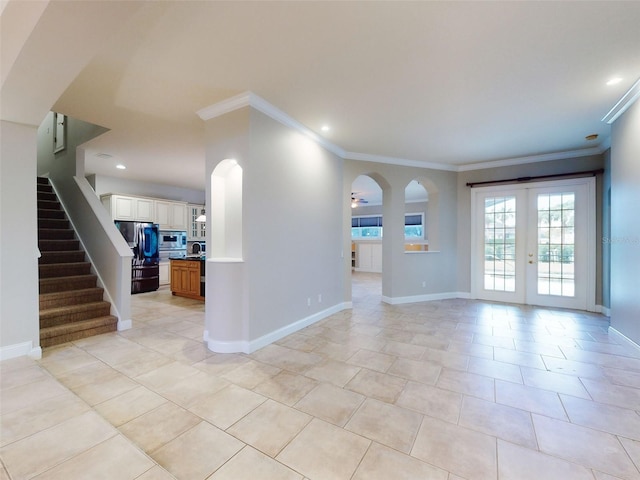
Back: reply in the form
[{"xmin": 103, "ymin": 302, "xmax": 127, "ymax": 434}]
[
  {"xmin": 39, "ymin": 251, "xmax": 86, "ymax": 264},
  {"xmin": 38, "ymin": 209, "xmax": 66, "ymax": 220},
  {"xmin": 40, "ymin": 301, "xmax": 112, "ymax": 328},
  {"xmin": 39, "ymin": 274, "xmax": 98, "ymax": 294},
  {"xmin": 40, "ymin": 316, "xmax": 118, "ymax": 347},
  {"xmin": 39, "ymin": 287, "xmax": 105, "ymax": 310},
  {"xmin": 38, "ymin": 261, "xmax": 91, "ymax": 278},
  {"xmin": 39, "ymin": 239, "xmax": 80, "ymax": 251},
  {"xmin": 38, "ymin": 228, "xmax": 75, "ymax": 240}
]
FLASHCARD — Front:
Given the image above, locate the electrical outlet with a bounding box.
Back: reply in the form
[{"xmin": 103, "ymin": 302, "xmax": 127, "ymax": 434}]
[
  {"xmin": 318, "ymin": 294, "xmax": 322, "ymax": 303},
  {"xmin": 307, "ymin": 297, "xmax": 311, "ymax": 307}
]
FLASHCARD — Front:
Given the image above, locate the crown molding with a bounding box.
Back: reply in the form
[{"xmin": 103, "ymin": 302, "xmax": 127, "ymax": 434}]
[
  {"xmin": 602, "ymin": 77, "xmax": 640, "ymax": 124},
  {"xmin": 198, "ymin": 92, "xmax": 610, "ymax": 174},
  {"xmin": 345, "ymin": 151, "xmax": 458, "ymax": 171},
  {"xmin": 197, "ymin": 91, "xmax": 345, "ymax": 158}
]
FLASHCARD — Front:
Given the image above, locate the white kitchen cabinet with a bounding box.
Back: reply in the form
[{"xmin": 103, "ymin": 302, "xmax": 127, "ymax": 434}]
[
  {"xmin": 356, "ymin": 242, "xmax": 382, "ymax": 273},
  {"xmin": 156, "ymin": 200, "xmax": 188, "ymax": 230},
  {"xmin": 188, "ymin": 204, "xmax": 206, "ymax": 240},
  {"xmin": 102, "ymin": 194, "xmax": 155, "ymax": 222},
  {"xmin": 159, "ymin": 261, "xmax": 170, "ymax": 286}
]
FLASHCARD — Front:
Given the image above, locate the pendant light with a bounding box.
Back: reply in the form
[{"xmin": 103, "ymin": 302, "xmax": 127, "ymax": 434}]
[{"xmin": 196, "ymin": 208, "xmax": 206, "ymax": 222}]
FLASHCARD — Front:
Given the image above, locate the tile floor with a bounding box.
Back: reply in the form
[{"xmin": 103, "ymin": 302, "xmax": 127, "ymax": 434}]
[{"xmin": 1, "ymin": 273, "xmax": 640, "ymax": 480}]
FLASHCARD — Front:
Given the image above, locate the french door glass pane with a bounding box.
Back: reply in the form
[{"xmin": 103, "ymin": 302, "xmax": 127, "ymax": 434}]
[
  {"xmin": 484, "ymin": 196, "xmax": 516, "ymax": 292},
  {"xmin": 536, "ymin": 193, "xmax": 575, "ymax": 297}
]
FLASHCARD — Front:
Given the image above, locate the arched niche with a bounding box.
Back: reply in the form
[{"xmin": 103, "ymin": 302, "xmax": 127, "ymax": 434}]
[
  {"xmin": 404, "ymin": 177, "xmax": 439, "ymax": 251},
  {"xmin": 210, "ymin": 159, "xmax": 243, "ymax": 260}
]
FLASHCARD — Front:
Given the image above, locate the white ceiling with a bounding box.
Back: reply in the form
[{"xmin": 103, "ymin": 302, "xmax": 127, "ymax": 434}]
[{"xmin": 38, "ymin": 1, "xmax": 640, "ymax": 191}]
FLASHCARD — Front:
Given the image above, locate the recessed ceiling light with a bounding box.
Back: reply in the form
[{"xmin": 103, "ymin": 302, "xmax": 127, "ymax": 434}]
[
  {"xmin": 321, "ymin": 125, "xmax": 330, "ymax": 132},
  {"xmin": 116, "ymin": 164, "xmax": 126, "ymax": 170},
  {"xmin": 606, "ymin": 77, "xmax": 623, "ymax": 86}
]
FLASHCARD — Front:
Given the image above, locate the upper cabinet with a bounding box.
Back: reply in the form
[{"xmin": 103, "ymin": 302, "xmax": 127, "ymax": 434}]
[
  {"xmin": 155, "ymin": 200, "xmax": 188, "ymax": 230},
  {"xmin": 102, "ymin": 194, "xmax": 154, "ymax": 222},
  {"xmin": 101, "ymin": 194, "xmax": 188, "ymax": 229},
  {"xmin": 188, "ymin": 204, "xmax": 206, "ymax": 240}
]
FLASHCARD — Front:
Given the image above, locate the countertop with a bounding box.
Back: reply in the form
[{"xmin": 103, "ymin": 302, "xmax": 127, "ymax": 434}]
[{"xmin": 170, "ymin": 256, "xmax": 205, "ymax": 262}]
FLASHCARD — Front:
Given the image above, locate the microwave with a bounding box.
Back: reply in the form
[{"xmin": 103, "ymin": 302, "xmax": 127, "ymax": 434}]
[{"xmin": 159, "ymin": 230, "xmax": 187, "ymax": 250}]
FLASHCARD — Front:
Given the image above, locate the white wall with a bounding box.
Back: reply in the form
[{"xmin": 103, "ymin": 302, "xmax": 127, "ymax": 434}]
[
  {"xmin": 610, "ymin": 99, "xmax": 640, "ymax": 346},
  {"xmin": 0, "ymin": 121, "xmax": 41, "ymax": 359},
  {"xmin": 343, "ymin": 160, "xmax": 458, "ymax": 302},
  {"xmin": 203, "ymin": 106, "xmax": 345, "ymax": 352}
]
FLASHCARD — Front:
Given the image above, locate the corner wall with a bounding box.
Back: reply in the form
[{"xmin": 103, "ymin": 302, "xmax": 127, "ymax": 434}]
[
  {"xmin": 609, "ymin": 99, "xmax": 640, "ymax": 346},
  {"xmin": 0, "ymin": 121, "xmax": 41, "ymax": 359}
]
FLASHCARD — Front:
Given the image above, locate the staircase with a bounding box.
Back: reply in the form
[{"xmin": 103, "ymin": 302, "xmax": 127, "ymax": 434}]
[{"xmin": 37, "ymin": 177, "xmax": 118, "ymax": 347}]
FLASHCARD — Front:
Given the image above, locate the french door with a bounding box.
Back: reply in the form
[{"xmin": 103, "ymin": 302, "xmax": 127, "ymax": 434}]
[{"xmin": 471, "ymin": 178, "xmax": 595, "ymax": 310}]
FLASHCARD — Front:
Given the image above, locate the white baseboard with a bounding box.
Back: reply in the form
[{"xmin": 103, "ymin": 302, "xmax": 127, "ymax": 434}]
[
  {"xmin": 0, "ymin": 341, "xmax": 42, "ymax": 361},
  {"xmin": 382, "ymin": 291, "xmax": 463, "ymax": 305},
  {"xmin": 608, "ymin": 326, "xmax": 640, "ymax": 354},
  {"xmin": 205, "ymin": 302, "xmax": 350, "ymax": 354},
  {"xmin": 597, "ymin": 305, "xmax": 611, "ymax": 317},
  {"xmin": 117, "ymin": 319, "xmax": 132, "ymax": 331}
]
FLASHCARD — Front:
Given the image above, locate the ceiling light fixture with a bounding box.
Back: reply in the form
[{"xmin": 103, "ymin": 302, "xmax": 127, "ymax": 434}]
[
  {"xmin": 606, "ymin": 77, "xmax": 623, "ymax": 86},
  {"xmin": 321, "ymin": 125, "xmax": 330, "ymax": 132},
  {"xmin": 116, "ymin": 164, "xmax": 126, "ymax": 170}
]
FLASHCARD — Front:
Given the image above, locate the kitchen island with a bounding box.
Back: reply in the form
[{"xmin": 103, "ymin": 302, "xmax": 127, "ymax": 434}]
[{"xmin": 170, "ymin": 257, "xmax": 205, "ymax": 301}]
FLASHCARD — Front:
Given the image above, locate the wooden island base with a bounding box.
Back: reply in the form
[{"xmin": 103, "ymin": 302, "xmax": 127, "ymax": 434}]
[{"xmin": 170, "ymin": 258, "xmax": 205, "ymax": 301}]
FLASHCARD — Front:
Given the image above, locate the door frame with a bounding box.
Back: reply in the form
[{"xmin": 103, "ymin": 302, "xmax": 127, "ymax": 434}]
[{"xmin": 469, "ymin": 177, "xmax": 597, "ymax": 311}]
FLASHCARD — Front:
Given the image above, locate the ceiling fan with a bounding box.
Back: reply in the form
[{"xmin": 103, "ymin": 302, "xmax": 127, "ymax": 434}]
[{"xmin": 351, "ymin": 193, "xmax": 368, "ymax": 208}]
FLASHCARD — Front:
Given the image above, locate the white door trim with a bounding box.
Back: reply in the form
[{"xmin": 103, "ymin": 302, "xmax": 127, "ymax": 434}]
[{"xmin": 470, "ymin": 177, "xmax": 597, "ymax": 311}]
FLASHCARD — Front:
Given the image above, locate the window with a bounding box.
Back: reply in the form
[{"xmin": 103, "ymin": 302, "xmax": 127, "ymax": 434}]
[{"xmin": 351, "ymin": 213, "xmax": 424, "ymax": 240}]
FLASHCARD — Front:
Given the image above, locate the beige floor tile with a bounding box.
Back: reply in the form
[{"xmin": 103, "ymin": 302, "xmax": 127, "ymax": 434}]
[
  {"xmin": 294, "ymin": 382, "xmax": 364, "ymax": 426},
  {"xmin": 493, "ymin": 348, "xmax": 546, "ymax": 369},
  {"xmin": 135, "ymin": 466, "xmax": 176, "ymax": 480},
  {"xmin": 0, "ymin": 392, "xmax": 90, "ymax": 447},
  {"xmin": 541, "ymin": 356, "xmax": 607, "ymax": 380},
  {"xmin": 602, "ymin": 367, "xmax": 640, "ymax": 389},
  {"xmin": 514, "ymin": 339, "xmax": 568, "ymax": 358},
  {"xmin": 276, "ymin": 418, "xmax": 370, "ymax": 480},
  {"xmin": 220, "ymin": 359, "xmax": 281, "ymax": 389},
  {"xmin": 497, "ymin": 439, "xmax": 596, "ymax": 480},
  {"xmin": 227, "ymin": 399, "xmax": 312, "ymax": 457},
  {"xmin": 209, "ymin": 446, "xmax": 303, "ymax": 480},
  {"xmin": 0, "ymin": 375, "xmax": 70, "ymax": 415},
  {"xmin": 436, "ymin": 368, "xmax": 495, "ymax": 401},
  {"xmin": 0, "ymin": 364, "xmax": 49, "ymax": 389},
  {"xmin": 458, "ymin": 396, "xmax": 537, "ymax": 449},
  {"xmin": 252, "ymin": 370, "xmax": 318, "ymax": 406},
  {"xmin": 153, "ymin": 371, "xmax": 230, "ymax": 408},
  {"xmin": 421, "ymin": 347, "xmax": 470, "ymax": 370},
  {"xmin": 468, "ymin": 357, "xmax": 523, "ymax": 384},
  {"xmin": 520, "ymin": 366, "xmax": 591, "ymax": 399},
  {"xmin": 0, "ymin": 411, "xmax": 116, "ymax": 479},
  {"xmin": 55, "ymin": 360, "xmax": 119, "ymax": 390},
  {"xmin": 382, "ymin": 340, "xmax": 426, "ymax": 360},
  {"xmin": 346, "ymin": 348, "xmax": 396, "ymax": 372},
  {"xmin": 303, "ymin": 359, "xmax": 361, "ymax": 387},
  {"xmin": 395, "ymin": 381, "xmax": 462, "ymax": 424},
  {"xmin": 169, "ymin": 342, "xmax": 214, "ymax": 365},
  {"xmin": 38, "ymin": 346, "xmax": 99, "ymax": 376},
  {"xmin": 312, "ymin": 339, "xmax": 362, "ymax": 361},
  {"xmin": 251, "ymin": 344, "xmax": 323, "ymax": 374},
  {"xmin": 72, "ymin": 372, "xmax": 139, "ymax": 406},
  {"xmin": 110, "ymin": 348, "xmax": 175, "ymax": 378},
  {"xmin": 352, "ymin": 442, "xmax": 448, "ymax": 480},
  {"xmin": 411, "ymin": 415, "xmax": 497, "ymax": 480},
  {"xmin": 189, "ymin": 384, "xmax": 266, "ymax": 430},
  {"xmin": 135, "ymin": 361, "xmax": 202, "ymax": 390},
  {"xmin": 447, "ymin": 341, "xmax": 494, "ymax": 360},
  {"xmin": 151, "ymin": 422, "xmax": 243, "ymax": 480},
  {"xmin": 94, "ymin": 385, "xmax": 167, "ymax": 427},
  {"xmin": 387, "ymin": 357, "xmax": 441, "ymax": 385},
  {"xmin": 533, "ymin": 414, "xmax": 639, "ymax": 479},
  {"xmin": 619, "ymin": 437, "xmax": 640, "ymax": 473},
  {"xmin": 495, "ymin": 380, "xmax": 567, "ymax": 419},
  {"xmin": 561, "ymin": 394, "xmax": 640, "ymax": 441},
  {"xmin": 473, "ymin": 333, "xmax": 516, "ymax": 350},
  {"xmin": 345, "ymin": 368, "xmax": 407, "ymax": 403},
  {"xmin": 32, "ymin": 434, "xmax": 154, "ymax": 480},
  {"xmin": 345, "ymin": 398, "xmax": 423, "ymax": 453},
  {"xmin": 581, "ymin": 377, "xmax": 640, "ymax": 411},
  {"xmin": 192, "ymin": 353, "xmax": 252, "ymax": 376},
  {"xmin": 118, "ymin": 402, "xmax": 201, "ymax": 453}
]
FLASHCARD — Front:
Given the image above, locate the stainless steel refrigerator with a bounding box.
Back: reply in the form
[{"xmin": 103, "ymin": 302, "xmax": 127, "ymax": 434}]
[{"xmin": 115, "ymin": 221, "xmax": 160, "ymax": 294}]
